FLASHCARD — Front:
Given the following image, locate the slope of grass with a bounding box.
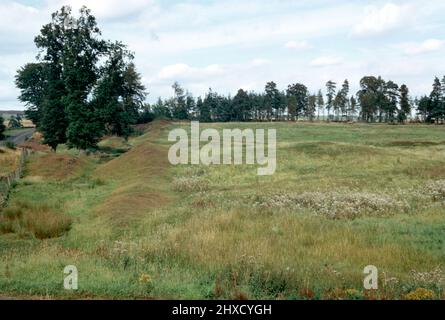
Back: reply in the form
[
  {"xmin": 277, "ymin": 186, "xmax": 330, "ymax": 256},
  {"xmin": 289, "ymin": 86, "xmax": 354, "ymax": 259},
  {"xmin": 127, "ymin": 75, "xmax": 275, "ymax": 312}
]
[{"xmin": 0, "ymin": 122, "xmax": 444, "ymax": 299}]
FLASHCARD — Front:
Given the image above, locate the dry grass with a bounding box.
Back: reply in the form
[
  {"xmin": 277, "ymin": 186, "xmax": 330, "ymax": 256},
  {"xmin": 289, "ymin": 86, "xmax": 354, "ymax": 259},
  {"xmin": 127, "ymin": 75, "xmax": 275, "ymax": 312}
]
[
  {"xmin": 0, "ymin": 202, "xmax": 71, "ymax": 239},
  {"xmin": 27, "ymin": 153, "xmax": 84, "ymax": 180},
  {"xmin": 94, "ymin": 121, "xmax": 173, "ymax": 226},
  {"xmin": 0, "ymin": 147, "xmax": 20, "ymax": 176},
  {"xmin": 172, "ymin": 176, "xmax": 210, "ymax": 192}
]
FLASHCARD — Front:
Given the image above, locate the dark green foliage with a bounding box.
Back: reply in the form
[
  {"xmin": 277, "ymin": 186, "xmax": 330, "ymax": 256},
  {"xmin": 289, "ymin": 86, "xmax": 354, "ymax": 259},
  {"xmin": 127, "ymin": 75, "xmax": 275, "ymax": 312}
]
[
  {"xmin": 5, "ymin": 141, "xmax": 16, "ymax": 150},
  {"xmin": 265, "ymin": 81, "xmax": 283, "ymax": 120},
  {"xmin": 398, "ymin": 84, "xmax": 411, "ymax": 123},
  {"xmin": 0, "ymin": 115, "xmax": 5, "ymax": 140},
  {"xmin": 414, "ymin": 77, "xmax": 445, "ymax": 123},
  {"xmin": 325, "ymin": 80, "xmax": 336, "ymax": 119},
  {"xmin": 137, "ymin": 105, "xmax": 155, "ymax": 124},
  {"xmin": 15, "ymin": 63, "xmax": 48, "ymax": 127},
  {"xmin": 93, "ymin": 43, "xmax": 146, "ymax": 139},
  {"xmin": 232, "ymin": 89, "xmax": 251, "ymax": 121},
  {"xmin": 16, "ymin": 5, "xmax": 146, "ymax": 150},
  {"xmin": 287, "ymin": 83, "xmax": 308, "ymax": 119},
  {"xmin": 152, "ymin": 98, "xmax": 172, "ymax": 119},
  {"xmin": 8, "ymin": 116, "xmax": 22, "ymax": 129},
  {"xmin": 169, "ymin": 82, "xmax": 189, "ymax": 120}
]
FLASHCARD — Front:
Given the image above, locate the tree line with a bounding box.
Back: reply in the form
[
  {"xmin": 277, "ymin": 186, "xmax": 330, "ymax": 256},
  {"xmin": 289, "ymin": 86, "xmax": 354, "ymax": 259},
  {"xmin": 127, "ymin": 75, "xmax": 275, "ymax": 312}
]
[
  {"xmin": 15, "ymin": 6, "xmax": 445, "ymax": 151},
  {"xmin": 151, "ymin": 76, "xmax": 445, "ymax": 124}
]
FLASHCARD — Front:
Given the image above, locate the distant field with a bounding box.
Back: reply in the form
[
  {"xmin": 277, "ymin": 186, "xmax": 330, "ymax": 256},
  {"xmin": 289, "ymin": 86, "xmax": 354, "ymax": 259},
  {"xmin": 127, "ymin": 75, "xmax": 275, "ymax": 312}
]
[{"xmin": 0, "ymin": 122, "xmax": 444, "ymax": 299}]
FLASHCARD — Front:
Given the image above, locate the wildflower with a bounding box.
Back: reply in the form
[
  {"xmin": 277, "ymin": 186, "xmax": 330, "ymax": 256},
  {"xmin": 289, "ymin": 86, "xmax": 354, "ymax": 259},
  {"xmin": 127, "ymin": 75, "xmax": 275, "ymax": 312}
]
[{"xmin": 404, "ymin": 288, "xmax": 435, "ymax": 300}]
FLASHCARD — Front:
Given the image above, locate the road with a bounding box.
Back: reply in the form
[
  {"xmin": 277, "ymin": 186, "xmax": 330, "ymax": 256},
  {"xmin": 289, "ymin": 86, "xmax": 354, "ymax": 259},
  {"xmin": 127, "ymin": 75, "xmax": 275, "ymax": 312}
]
[{"xmin": 0, "ymin": 128, "xmax": 35, "ymax": 146}]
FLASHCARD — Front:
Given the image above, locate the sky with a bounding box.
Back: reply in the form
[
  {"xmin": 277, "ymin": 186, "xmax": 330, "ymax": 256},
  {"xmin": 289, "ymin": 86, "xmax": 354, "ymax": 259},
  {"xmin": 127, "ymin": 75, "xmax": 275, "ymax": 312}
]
[{"xmin": 1, "ymin": 0, "xmax": 445, "ymax": 110}]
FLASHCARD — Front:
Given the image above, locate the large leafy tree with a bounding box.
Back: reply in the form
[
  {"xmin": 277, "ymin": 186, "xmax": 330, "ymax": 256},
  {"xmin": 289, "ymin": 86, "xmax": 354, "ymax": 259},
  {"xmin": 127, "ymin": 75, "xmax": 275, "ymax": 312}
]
[
  {"xmin": 94, "ymin": 42, "xmax": 145, "ymax": 139},
  {"xmin": 416, "ymin": 96, "xmax": 431, "ymax": 122},
  {"xmin": 17, "ymin": 6, "xmax": 146, "ymax": 150},
  {"xmin": 61, "ymin": 6, "xmax": 108, "ymax": 150},
  {"xmin": 232, "ymin": 89, "xmax": 251, "ymax": 121},
  {"xmin": 287, "ymin": 83, "xmax": 308, "ymax": 119},
  {"xmin": 31, "ymin": 7, "xmax": 73, "ymax": 150},
  {"xmin": 15, "ymin": 63, "xmax": 48, "ymax": 127},
  {"xmin": 357, "ymin": 76, "xmax": 385, "ymax": 122}
]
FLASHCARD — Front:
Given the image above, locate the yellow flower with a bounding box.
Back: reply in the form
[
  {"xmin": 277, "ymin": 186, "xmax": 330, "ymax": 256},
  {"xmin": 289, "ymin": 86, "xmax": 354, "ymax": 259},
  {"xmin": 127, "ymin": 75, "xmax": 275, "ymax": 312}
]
[{"xmin": 404, "ymin": 288, "xmax": 435, "ymax": 300}]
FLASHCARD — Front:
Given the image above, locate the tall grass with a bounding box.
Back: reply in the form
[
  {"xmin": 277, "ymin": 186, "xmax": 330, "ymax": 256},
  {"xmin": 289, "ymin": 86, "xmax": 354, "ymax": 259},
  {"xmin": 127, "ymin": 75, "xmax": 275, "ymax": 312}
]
[{"xmin": 0, "ymin": 202, "xmax": 71, "ymax": 239}]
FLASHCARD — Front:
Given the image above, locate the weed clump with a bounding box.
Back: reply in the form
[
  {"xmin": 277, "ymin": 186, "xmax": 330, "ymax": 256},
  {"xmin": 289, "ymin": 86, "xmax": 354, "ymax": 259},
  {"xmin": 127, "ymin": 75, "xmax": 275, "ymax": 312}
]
[
  {"xmin": 0, "ymin": 202, "xmax": 71, "ymax": 239},
  {"xmin": 256, "ymin": 191, "xmax": 409, "ymax": 219},
  {"xmin": 424, "ymin": 180, "xmax": 445, "ymax": 201},
  {"xmin": 172, "ymin": 176, "xmax": 209, "ymax": 192}
]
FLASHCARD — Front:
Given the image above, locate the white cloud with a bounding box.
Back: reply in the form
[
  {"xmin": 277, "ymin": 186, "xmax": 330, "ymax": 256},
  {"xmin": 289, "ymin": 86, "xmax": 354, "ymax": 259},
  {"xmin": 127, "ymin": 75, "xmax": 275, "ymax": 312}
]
[
  {"xmin": 284, "ymin": 40, "xmax": 311, "ymax": 50},
  {"xmin": 310, "ymin": 56, "xmax": 343, "ymax": 67},
  {"xmin": 352, "ymin": 3, "xmax": 410, "ymax": 37},
  {"xmin": 250, "ymin": 58, "xmax": 271, "ymax": 67},
  {"xmin": 157, "ymin": 63, "xmax": 225, "ymax": 81},
  {"xmin": 401, "ymin": 39, "xmax": 445, "ymax": 55}
]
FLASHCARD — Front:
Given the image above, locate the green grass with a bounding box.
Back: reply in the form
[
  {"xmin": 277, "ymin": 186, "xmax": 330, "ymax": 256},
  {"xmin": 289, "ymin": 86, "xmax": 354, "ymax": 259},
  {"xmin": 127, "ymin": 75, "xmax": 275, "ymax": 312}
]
[{"xmin": 0, "ymin": 122, "xmax": 444, "ymax": 300}]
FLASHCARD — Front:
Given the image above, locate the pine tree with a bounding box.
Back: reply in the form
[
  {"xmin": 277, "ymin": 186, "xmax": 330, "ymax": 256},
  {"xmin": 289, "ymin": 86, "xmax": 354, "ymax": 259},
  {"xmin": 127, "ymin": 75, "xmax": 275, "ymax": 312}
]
[
  {"xmin": 325, "ymin": 80, "xmax": 336, "ymax": 120},
  {"xmin": 316, "ymin": 90, "xmax": 324, "ymax": 121},
  {"xmin": 430, "ymin": 77, "xmax": 443, "ymax": 122},
  {"xmin": 199, "ymin": 90, "xmax": 212, "ymax": 122},
  {"xmin": 398, "ymin": 84, "xmax": 411, "ymax": 123}
]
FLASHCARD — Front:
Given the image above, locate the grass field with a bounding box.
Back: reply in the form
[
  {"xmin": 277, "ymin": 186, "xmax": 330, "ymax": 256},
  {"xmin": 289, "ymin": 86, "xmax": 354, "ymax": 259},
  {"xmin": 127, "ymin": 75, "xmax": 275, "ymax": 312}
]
[
  {"xmin": 0, "ymin": 121, "xmax": 444, "ymax": 300},
  {"xmin": 0, "ymin": 147, "xmax": 20, "ymax": 177}
]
